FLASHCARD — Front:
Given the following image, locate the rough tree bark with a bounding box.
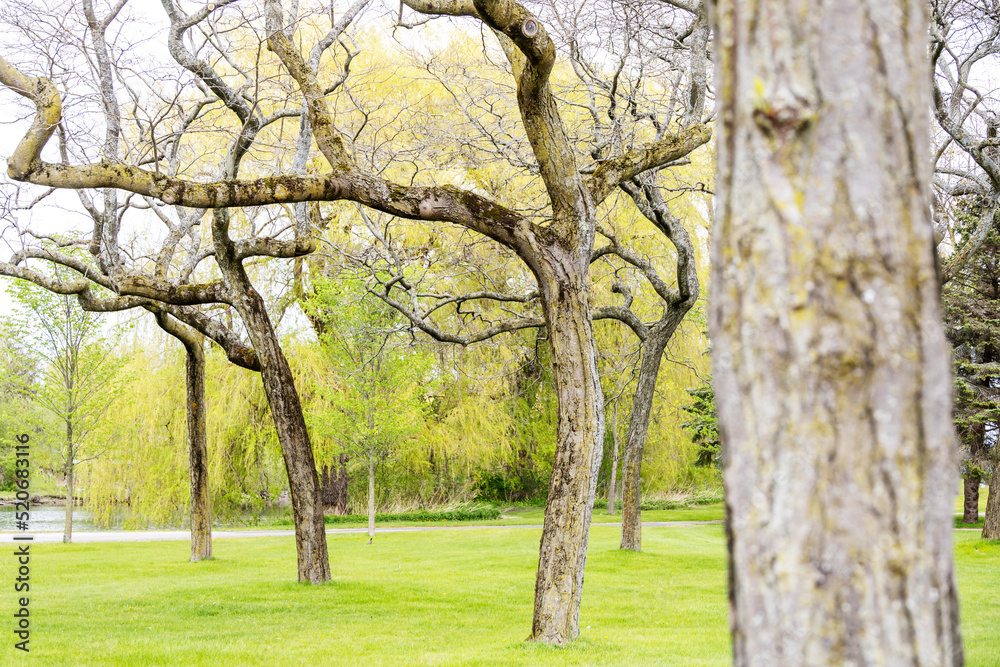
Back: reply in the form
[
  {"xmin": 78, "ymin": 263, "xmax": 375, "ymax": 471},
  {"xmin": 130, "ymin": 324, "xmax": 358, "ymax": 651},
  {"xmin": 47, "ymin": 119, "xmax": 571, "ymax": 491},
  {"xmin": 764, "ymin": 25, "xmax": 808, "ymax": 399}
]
[
  {"xmin": 320, "ymin": 455, "xmax": 350, "ymax": 515},
  {"xmin": 529, "ymin": 247, "xmax": 605, "ymax": 644},
  {"xmin": 619, "ymin": 322, "xmax": 676, "ymax": 552},
  {"xmin": 182, "ymin": 339, "xmax": 211, "ymax": 561},
  {"xmin": 709, "ymin": 0, "xmax": 963, "ymax": 663},
  {"xmin": 960, "ymin": 421, "xmax": 985, "ymax": 524},
  {"xmin": 984, "ymin": 449, "xmax": 1000, "ymax": 540},
  {"xmin": 155, "ymin": 312, "xmax": 212, "ymax": 561},
  {"xmin": 212, "ymin": 209, "xmax": 330, "ymax": 584},
  {"xmin": 962, "ymin": 476, "xmax": 981, "ymax": 524}
]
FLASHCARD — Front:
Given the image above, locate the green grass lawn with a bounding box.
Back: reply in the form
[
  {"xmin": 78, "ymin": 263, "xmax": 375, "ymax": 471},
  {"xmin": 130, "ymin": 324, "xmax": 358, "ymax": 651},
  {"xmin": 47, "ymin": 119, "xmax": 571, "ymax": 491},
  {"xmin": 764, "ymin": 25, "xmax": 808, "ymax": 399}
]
[
  {"xmin": 956, "ymin": 535, "xmax": 1000, "ymax": 666},
  {"xmin": 505, "ymin": 504, "xmax": 726, "ymax": 526},
  {"xmin": 247, "ymin": 504, "xmax": 726, "ymax": 530},
  {"xmin": 954, "ymin": 484, "xmax": 992, "ymax": 527},
  {"xmin": 2, "ymin": 525, "xmax": 996, "ymax": 666}
]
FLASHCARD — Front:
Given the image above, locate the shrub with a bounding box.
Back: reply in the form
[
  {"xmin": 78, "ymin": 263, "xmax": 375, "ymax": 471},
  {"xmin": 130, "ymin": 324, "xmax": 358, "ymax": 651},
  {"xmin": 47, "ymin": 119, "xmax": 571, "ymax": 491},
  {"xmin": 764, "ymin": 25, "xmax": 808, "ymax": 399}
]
[
  {"xmin": 270, "ymin": 504, "xmax": 501, "ymax": 526},
  {"xmin": 472, "ymin": 466, "xmax": 546, "ymax": 503}
]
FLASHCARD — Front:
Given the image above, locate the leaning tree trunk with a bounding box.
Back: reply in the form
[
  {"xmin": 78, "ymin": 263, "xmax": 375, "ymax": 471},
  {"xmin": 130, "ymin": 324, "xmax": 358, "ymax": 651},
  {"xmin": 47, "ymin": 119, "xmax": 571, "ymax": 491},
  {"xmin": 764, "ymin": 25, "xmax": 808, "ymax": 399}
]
[
  {"xmin": 984, "ymin": 453, "xmax": 1000, "ymax": 540},
  {"xmin": 183, "ymin": 338, "xmax": 212, "ymax": 561},
  {"xmin": 620, "ymin": 320, "xmax": 681, "ymax": 552},
  {"xmin": 616, "ymin": 174, "xmax": 701, "ymax": 552},
  {"xmin": 63, "ymin": 420, "xmax": 74, "ymax": 544},
  {"xmin": 709, "ymin": 1, "xmax": 963, "ymax": 664},
  {"xmin": 239, "ymin": 293, "xmax": 330, "ymax": 583},
  {"xmin": 529, "ymin": 249, "xmax": 605, "ymax": 645},
  {"xmin": 212, "ymin": 210, "xmax": 330, "ymax": 584},
  {"xmin": 155, "ymin": 311, "xmax": 214, "ymax": 562}
]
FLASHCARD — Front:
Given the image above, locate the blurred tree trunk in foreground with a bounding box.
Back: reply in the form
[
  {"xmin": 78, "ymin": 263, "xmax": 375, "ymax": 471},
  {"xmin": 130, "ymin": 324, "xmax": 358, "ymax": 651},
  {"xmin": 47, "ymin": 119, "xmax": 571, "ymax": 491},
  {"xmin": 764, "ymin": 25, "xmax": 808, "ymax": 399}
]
[{"xmin": 709, "ymin": 0, "xmax": 964, "ymax": 663}]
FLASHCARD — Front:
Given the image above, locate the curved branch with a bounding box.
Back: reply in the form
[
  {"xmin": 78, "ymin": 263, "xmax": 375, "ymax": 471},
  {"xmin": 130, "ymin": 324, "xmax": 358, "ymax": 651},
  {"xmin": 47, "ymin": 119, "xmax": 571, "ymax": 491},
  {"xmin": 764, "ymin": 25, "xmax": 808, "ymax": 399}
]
[
  {"xmin": 407, "ymin": 0, "xmax": 586, "ymax": 230},
  {"xmin": 13, "ymin": 159, "xmax": 526, "ymax": 246},
  {"xmin": 940, "ymin": 197, "xmax": 999, "ymax": 285},
  {"xmin": 0, "ymin": 260, "xmax": 258, "ymax": 370},
  {"xmin": 375, "ymin": 287, "xmax": 545, "ymax": 344},
  {"xmin": 264, "ymin": 0, "xmax": 354, "ymax": 171},
  {"xmin": 587, "ymin": 124, "xmax": 712, "ymax": 204},
  {"xmin": 12, "ymin": 247, "xmax": 230, "ymax": 306},
  {"xmin": 422, "ymin": 288, "xmax": 539, "ymax": 317},
  {"xmin": 0, "ymin": 55, "xmax": 61, "ymax": 178},
  {"xmin": 400, "ymin": 0, "xmax": 481, "ymax": 19},
  {"xmin": 160, "ymin": 304, "xmax": 260, "ymax": 371},
  {"xmin": 592, "ymin": 305, "xmax": 649, "ymax": 340},
  {"xmin": 153, "ymin": 308, "xmax": 202, "ymax": 347},
  {"xmin": 235, "ymin": 236, "xmax": 317, "ymax": 261},
  {"xmin": 933, "ymin": 81, "xmax": 1000, "ymax": 190}
]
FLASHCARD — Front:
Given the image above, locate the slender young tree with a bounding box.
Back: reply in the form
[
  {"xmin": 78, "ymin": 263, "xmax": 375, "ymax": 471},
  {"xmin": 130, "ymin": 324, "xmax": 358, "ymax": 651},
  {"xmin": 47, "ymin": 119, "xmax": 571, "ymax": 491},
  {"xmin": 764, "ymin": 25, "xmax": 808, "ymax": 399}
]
[
  {"xmin": 6, "ymin": 282, "xmax": 124, "ymax": 543},
  {"xmin": 709, "ymin": 0, "xmax": 963, "ymax": 663},
  {"xmin": 307, "ymin": 277, "xmax": 429, "ymax": 539}
]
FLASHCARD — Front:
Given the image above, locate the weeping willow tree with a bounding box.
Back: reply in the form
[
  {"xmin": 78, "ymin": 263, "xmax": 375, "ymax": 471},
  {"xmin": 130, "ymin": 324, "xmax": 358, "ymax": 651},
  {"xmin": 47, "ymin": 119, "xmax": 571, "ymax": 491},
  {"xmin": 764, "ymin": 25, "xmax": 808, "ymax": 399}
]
[
  {"xmin": 85, "ymin": 338, "xmax": 285, "ymax": 528},
  {"xmin": 87, "ymin": 317, "xmax": 715, "ymax": 527}
]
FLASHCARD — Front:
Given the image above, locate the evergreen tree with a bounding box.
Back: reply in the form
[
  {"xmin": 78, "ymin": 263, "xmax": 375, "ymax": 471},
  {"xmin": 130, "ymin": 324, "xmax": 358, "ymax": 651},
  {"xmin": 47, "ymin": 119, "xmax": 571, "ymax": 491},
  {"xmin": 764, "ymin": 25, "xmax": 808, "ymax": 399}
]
[
  {"xmin": 942, "ymin": 196, "xmax": 1000, "ymax": 534},
  {"xmin": 681, "ymin": 379, "xmax": 720, "ymax": 469}
]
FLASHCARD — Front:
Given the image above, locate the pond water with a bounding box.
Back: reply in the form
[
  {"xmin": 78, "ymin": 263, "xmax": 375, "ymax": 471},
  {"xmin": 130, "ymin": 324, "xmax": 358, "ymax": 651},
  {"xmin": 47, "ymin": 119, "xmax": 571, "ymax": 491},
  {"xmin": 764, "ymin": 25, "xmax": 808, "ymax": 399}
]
[
  {"xmin": 0, "ymin": 504, "xmax": 289, "ymax": 532},
  {"xmin": 0, "ymin": 505, "xmax": 102, "ymax": 532}
]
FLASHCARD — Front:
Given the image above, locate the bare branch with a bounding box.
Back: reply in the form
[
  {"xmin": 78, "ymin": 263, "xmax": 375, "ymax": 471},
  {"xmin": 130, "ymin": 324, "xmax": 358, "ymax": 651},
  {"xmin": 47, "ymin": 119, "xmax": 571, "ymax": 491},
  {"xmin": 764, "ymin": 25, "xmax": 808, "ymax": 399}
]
[{"xmin": 586, "ymin": 124, "xmax": 712, "ymax": 203}]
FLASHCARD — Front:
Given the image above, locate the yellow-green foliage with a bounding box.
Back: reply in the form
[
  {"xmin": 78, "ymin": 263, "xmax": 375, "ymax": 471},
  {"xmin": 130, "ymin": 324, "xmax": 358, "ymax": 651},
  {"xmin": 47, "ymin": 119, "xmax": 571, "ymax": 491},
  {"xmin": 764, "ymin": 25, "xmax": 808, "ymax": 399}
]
[
  {"xmin": 84, "ymin": 319, "xmax": 715, "ymax": 522},
  {"xmin": 84, "ymin": 337, "xmax": 286, "ymax": 528},
  {"xmin": 204, "ymin": 352, "xmax": 285, "ymax": 513},
  {"xmin": 83, "ymin": 347, "xmax": 189, "ymax": 528},
  {"xmin": 80, "ymin": 18, "xmax": 721, "ymax": 517},
  {"xmin": 643, "ymin": 320, "xmax": 719, "ymax": 491},
  {"xmin": 589, "ymin": 136, "xmax": 716, "ymax": 494}
]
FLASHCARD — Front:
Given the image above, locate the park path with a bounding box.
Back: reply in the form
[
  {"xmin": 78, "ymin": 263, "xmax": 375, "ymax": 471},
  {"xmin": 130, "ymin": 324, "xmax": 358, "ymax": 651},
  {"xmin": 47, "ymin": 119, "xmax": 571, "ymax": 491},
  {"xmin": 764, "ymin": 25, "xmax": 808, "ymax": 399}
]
[
  {"xmin": 0, "ymin": 520, "xmax": 724, "ymax": 544},
  {"xmin": 0, "ymin": 522, "xmax": 983, "ymax": 543}
]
